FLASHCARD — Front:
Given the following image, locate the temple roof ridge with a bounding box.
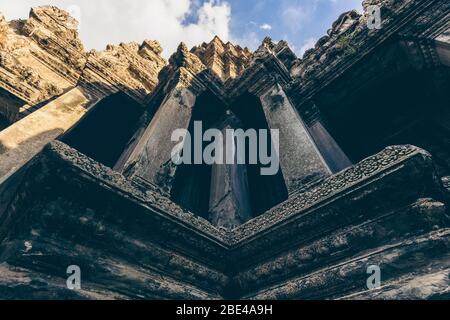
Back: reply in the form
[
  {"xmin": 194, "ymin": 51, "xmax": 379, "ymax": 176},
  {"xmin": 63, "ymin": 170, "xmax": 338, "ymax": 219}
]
[{"xmin": 190, "ymin": 36, "xmax": 253, "ymax": 81}]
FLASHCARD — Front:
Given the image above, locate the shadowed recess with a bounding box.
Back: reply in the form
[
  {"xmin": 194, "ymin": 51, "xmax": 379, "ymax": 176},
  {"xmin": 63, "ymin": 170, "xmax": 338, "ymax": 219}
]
[
  {"xmin": 171, "ymin": 90, "xmax": 288, "ymax": 224},
  {"xmin": 60, "ymin": 92, "xmax": 144, "ymax": 168}
]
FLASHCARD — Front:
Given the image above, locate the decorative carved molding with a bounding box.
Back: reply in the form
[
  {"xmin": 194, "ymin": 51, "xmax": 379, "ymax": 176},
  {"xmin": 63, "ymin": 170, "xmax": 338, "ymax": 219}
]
[
  {"xmin": 231, "ymin": 145, "xmax": 419, "ymax": 244},
  {"xmin": 45, "ymin": 141, "xmax": 427, "ymax": 248},
  {"xmin": 45, "ymin": 141, "xmax": 229, "ymax": 244}
]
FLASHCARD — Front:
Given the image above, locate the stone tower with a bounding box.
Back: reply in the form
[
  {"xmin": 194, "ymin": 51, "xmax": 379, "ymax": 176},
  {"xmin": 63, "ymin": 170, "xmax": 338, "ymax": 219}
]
[{"xmin": 0, "ymin": 1, "xmax": 449, "ymax": 299}]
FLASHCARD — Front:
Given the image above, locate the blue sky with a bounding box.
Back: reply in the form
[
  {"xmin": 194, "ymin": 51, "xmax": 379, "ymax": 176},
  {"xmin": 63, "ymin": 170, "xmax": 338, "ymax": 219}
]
[
  {"xmin": 228, "ymin": 0, "xmax": 363, "ymax": 55},
  {"xmin": 1, "ymin": 0, "xmax": 363, "ymax": 58}
]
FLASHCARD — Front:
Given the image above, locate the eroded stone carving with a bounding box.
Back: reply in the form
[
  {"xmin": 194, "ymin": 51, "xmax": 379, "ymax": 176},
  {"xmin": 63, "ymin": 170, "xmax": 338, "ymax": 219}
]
[
  {"xmin": 0, "ymin": 14, "xmax": 7, "ymax": 48},
  {"xmin": 22, "ymin": 6, "xmax": 87, "ymax": 82},
  {"xmin": 0, "ymin": 6, "xmax": 87, "ymax": 120},
  {"xmin": 191, "ymin": 36, "xmax": 252, "ymax": 81},
  {"xmin": 81, "ymin": 40, "xmax": 167, "ymax": 103}
]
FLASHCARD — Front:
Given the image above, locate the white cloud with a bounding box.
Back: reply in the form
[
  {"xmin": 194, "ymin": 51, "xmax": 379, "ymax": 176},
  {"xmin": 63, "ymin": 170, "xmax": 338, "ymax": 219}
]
[
  {"xmin": 280, "ymin": 3, "xmax": 311, "ymax": 33},
  {"xmin": 0, "ymin": 0, "xmax": 231, "ymax": 58},
  {"xmin": 233, "ymin": 30, "xmax": 260, "ymax": 51},
  {"xmin": 229, "ymin": 21, "xmax": 260, "ymax": 51},
  {"xmin": 259, "ymin": 23, "xmax": 272, "ymax": 31},
  {"xmin": 298, "ymin": 37, "xmax": 317, "ymax": 56}
]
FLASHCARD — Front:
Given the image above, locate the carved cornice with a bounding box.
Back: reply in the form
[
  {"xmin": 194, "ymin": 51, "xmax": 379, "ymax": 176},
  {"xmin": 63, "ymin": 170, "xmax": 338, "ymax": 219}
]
[
  {"xmin": 3, "ymin": 139, "xmax": 448, "ymax": 299},
  {"xmin": 400, "ymin": 36, "xmax": 442, "ymax": 69},
  {"xmin": 44, "ymin": 141, "xmax": 433, "ymax": 252},
  {"xmin": 231, "ymin": 145, "xmax": 420, "ymax": 244},
  {"xmin": 0, "ymin": 49, "xmax": 64, "ymax": 105},
  {"xmin": 398, "ymin": 1, "xmax": 450, "ymax": 39},
  {"xmin": 44, "ymin": 141, "xmax": 229, "ymax": 245},
  {"xmin": 396, "ymin": 0, "xmax": 450, "ymax": 69}
]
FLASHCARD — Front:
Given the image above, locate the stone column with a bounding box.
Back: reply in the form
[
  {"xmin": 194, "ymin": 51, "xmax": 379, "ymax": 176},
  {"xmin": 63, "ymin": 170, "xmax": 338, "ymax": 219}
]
[
  {"xmin": 119, "ymin": 87, "xmax": 197, "ymax": 192},
  {"xmin": 259, "ymin": 84, "xmax": 331, "ymax": 192},
  {"xmin": 208, "ymin": 114, "xmax": 252, "ymax": 229},
  {"xmin": 302, "ymin": 102, "xmax": 352, "ymax": 173},
  {"xmin": 0, "ymin": 87, "xmax": 101, "ymax": 184}
]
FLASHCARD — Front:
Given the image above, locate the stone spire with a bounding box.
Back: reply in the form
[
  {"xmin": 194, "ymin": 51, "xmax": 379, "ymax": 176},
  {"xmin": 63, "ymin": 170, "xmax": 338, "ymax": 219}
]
[
  {"xmin": 0, "ymin": 13, "xmax": 7, "ymax": 48},
  {"xmin": 139, "ymin": 39, "xmax": 164, "ymax": 60},
  {"xmin": 83, "ymin": 39, "xmax": 167, "ymax": 101},
  {"xmin": 169, "ymin": 42, "xmax": 205, "ymax": 74},
  {"xmin": 23, "ymin": 6, "xmax": 85, "ymax": 52},
  {"xmin": 191, "ymin": 36, "xmax": 252, "ymax": 81}
]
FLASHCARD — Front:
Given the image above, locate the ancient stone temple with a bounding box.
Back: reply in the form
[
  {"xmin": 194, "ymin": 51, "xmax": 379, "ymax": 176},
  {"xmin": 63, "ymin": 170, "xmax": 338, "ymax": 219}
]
[{"xmin": 0, "ymin": 0, "xmax": 449, "ymax": 299}]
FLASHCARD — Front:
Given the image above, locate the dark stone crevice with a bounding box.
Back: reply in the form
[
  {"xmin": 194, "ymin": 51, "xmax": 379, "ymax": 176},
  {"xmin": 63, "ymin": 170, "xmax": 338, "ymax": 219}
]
[{"xmin": 60, "ymin": 91, "xmax": 144, "ymax": 169}]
